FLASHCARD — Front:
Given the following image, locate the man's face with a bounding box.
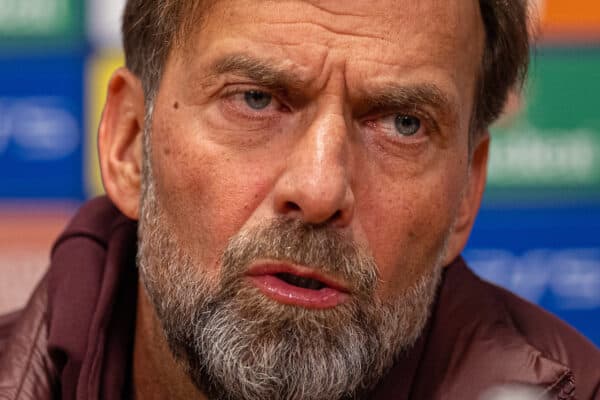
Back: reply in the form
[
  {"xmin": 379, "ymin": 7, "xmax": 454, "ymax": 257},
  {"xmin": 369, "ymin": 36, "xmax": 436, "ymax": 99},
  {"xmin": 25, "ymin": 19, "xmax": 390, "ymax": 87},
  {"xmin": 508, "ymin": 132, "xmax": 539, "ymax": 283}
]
[
  {"xmin": 149, "ymin": 0, "xmax": 484, "ymax": 301},
  {"xmin": 137, "ymin": 0, "xmax": 486, "ymax": 398}
]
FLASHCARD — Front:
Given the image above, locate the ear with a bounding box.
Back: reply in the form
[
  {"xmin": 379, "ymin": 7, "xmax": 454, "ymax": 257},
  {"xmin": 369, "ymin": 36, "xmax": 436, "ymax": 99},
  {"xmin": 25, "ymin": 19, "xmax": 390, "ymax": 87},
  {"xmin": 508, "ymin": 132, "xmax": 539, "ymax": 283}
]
[
  {"xmin": 98, "ymin": 67, "xmax": 145, "ymax": 220},
  {"xmin": 444, "ymin": 132, "xmax": 490, "ymax": 262}
]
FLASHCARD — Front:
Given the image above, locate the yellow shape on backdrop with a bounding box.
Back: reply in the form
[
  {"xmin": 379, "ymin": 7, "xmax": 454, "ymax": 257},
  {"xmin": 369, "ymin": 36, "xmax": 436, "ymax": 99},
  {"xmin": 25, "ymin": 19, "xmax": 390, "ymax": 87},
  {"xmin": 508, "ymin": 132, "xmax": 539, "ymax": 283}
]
[{"xmin": 85, "ymin": 51, "xmax": 124, "ymax": 197}]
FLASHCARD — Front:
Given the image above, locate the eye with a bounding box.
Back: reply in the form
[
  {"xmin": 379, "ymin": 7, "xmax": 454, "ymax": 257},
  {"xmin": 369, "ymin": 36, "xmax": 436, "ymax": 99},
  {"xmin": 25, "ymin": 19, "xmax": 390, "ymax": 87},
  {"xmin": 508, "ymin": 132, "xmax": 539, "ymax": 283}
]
[
  {"xmin": 244, "ymin": 90, "xmax": 272, "ymax": 110},
  {"xmin": 394, "ymin": 114, "xmax": 421, "ymax": 136}
]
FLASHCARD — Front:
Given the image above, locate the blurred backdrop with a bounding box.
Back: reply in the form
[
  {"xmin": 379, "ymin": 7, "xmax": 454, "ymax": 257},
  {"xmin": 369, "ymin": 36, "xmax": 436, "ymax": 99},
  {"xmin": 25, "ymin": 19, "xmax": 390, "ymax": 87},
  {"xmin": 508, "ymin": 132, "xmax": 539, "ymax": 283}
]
[{"xmin": 0, "ymin": 1, "xmax": 599, "ymax": 344}]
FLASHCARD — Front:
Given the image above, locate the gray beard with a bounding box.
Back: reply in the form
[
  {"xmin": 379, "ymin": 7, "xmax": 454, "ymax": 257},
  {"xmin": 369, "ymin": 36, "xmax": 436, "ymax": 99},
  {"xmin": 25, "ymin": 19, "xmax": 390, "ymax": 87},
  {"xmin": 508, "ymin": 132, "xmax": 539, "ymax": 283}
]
[{"xmin": 137, "ymin": 160, "xmax": 444, "ymax": 400}]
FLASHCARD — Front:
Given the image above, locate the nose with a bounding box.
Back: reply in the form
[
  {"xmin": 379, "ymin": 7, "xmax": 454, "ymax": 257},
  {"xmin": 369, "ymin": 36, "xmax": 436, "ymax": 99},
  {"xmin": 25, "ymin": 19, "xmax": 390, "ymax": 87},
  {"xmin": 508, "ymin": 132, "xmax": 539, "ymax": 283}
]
[{"xmin": 273, "ymin": 112, "xmax": 355, "ymax": 227}]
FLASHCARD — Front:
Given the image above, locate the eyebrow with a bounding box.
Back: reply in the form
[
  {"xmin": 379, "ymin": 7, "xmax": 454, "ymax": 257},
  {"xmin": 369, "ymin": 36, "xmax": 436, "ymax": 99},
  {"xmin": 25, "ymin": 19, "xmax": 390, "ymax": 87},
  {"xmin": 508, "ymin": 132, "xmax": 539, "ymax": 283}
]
[
  {"xmin": 210, "ymin": 54, "xmax": 458, "ymax": 125},
  {"xmin": 211, "ymin": 54, "xmax": 307, "ymax": 93},
  {"xmin": 361, "ymin": 83, "xmax": 459, "ymax": 127}
]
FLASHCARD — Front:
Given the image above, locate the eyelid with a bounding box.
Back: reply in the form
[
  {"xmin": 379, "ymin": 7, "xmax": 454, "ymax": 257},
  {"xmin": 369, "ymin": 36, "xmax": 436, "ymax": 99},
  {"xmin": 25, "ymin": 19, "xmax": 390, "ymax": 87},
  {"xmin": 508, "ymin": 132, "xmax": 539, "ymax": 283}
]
[
  {"xmin": 364, "ymin": 108, "xmax": 439, "ymax": 136},
  {"xmin": 220, "ymin": 85, "xmax": 290, "ymax": 112}
]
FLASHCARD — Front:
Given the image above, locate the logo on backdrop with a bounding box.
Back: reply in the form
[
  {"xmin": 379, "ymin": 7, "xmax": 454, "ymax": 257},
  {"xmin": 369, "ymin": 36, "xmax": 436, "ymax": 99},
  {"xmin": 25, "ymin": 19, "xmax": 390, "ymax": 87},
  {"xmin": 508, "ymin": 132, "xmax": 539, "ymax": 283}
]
[
  {"xmin": 0, "ymin": 97, "xmax": 79, "ymax": 160},
  {"xmin": 465, "ymin": 248, "xmax": 600, "ymax": 310}
]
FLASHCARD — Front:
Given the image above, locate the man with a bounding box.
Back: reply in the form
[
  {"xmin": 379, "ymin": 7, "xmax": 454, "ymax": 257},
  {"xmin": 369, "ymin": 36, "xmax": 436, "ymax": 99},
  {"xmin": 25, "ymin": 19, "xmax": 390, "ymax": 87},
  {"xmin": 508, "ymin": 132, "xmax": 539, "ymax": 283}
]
[{"xmin": 0, "ymin": 0, "xmax": 599, "ymax": 399}]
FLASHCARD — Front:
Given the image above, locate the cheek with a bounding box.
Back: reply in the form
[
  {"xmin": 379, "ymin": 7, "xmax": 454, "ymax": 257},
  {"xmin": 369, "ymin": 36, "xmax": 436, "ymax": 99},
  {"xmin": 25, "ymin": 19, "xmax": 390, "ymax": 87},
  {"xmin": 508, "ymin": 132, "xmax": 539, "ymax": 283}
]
[
  {"xmin": 358, "ymin": 163, "xmax": 465, "ymax": 298},
  {"xmin": 149, "ymin": 116, "xmax": 273, "ymax": 271}
]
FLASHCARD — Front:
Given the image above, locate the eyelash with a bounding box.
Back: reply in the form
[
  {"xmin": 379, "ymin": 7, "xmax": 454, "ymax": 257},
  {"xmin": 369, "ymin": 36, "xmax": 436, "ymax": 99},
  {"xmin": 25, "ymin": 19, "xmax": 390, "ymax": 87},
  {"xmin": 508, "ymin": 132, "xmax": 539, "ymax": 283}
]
[
  {"xmin": 364, "ymin": 110, "xmax": 437, "ymax": 139},
  {"xmin": 219, "ymin": 85, "xmax": 439, "ymax": 140},
  {"xmin": 221, "ymin": 86, "xmax": 288, "ymax": 115}
]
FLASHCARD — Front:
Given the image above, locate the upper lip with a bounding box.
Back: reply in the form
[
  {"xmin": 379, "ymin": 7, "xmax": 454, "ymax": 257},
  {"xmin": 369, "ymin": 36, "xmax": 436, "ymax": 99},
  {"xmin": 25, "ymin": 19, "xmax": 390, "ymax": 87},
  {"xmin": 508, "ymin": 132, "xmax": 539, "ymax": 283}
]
[{"xmin": 245, "ymin": 261, "xmax": 351, "ymax": 293}]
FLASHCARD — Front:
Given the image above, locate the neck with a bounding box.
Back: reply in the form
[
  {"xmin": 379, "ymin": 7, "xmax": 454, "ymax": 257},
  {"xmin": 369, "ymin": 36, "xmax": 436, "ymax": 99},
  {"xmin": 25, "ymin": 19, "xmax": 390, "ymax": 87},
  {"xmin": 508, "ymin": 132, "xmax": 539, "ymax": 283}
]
[{"xmin": 132, "ymin": 281, "xmax": 208, "ymax": 400}]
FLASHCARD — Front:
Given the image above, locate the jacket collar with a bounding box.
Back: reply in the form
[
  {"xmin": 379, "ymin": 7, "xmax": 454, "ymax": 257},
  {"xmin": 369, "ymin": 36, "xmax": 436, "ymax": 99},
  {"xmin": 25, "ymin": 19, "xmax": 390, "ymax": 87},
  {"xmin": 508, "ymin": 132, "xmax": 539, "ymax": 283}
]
[
  {"xmin": 47, "ymin": 196, "xmax": 138, "ymax": 400},
  {"xmin": 44, "ymin": 196, "xmax": 431, "ymax": 399},
  {"xmin": 44, "ymin": 196, "xmax": 574, "ymax": 399}
]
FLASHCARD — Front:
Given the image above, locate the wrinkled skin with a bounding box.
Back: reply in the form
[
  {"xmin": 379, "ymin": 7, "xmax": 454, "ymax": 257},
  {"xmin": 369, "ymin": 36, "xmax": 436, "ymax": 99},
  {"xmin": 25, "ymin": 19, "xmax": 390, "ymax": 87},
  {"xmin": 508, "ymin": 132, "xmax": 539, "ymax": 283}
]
[
  {"xmin": 99, "ymin": 0, "xmax": 489, "ymax": 398},
  {"xmin": 148, "ymin": 0, "xmax": 486, "ymax": 301}
]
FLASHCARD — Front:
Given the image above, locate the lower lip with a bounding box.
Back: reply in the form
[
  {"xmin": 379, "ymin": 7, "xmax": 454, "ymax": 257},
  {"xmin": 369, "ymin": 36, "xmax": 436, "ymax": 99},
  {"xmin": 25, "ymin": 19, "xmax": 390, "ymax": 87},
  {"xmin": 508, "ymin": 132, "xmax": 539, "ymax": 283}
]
[{"xmin": 247, "ymin": 275, "xmax": 349, "ymax": 309}]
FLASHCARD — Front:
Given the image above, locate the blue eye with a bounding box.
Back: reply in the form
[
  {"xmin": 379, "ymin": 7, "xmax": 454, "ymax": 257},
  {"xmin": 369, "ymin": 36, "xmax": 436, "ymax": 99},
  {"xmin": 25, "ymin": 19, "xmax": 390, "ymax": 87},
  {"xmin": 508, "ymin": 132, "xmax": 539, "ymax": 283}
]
[
  {"xmin": 394, "ymin": 115, "xmax": 421, "ymax": 136},
  {"xmin": 244, "ymin": 90, "xmax": 272, "ymax": 110}
]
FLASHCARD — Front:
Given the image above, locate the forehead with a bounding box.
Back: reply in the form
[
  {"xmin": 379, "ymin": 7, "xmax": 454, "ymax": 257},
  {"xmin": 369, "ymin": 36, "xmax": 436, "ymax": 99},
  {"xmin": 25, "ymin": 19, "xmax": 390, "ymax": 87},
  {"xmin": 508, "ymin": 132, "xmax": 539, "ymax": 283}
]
[
  {"xmin": 191, "ymin": 0, "xmax": 483, "ymax": 56},
  {"xmin": 169, "ymin": 0, "xmax": 484, "ymax": 116},
  {"xmin": 198, "ymin": 0, "xmax": 482, "ymax": 40}
]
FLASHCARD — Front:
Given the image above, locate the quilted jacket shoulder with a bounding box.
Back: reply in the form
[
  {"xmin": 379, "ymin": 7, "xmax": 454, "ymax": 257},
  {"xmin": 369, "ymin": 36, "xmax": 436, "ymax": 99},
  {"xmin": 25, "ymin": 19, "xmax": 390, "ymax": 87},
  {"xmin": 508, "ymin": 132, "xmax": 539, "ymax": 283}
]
[{"xmin": 0, "ymin": 278, "xmax": 57, "ymax": 400}]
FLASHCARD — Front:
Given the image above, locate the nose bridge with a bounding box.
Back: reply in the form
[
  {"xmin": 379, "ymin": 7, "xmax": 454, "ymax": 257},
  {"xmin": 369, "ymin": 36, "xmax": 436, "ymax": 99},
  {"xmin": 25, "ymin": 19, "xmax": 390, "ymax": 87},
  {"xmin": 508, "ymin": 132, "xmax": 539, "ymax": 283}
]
[
  {"xmin": 301, "ymin": 109, "xmax": 348, "ymax": 181},
  {"xmin": 298, "ymin": 57, "xmax": 349, "ymax": 172},
  {"xmin": 275, "ymin": 106, "xmax": 354, "ymax": 225}
]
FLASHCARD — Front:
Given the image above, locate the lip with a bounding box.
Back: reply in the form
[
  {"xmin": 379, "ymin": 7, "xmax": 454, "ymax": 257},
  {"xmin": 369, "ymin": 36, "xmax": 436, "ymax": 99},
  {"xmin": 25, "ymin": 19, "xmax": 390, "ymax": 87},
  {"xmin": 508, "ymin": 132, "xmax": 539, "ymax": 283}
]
[{"xmin": 245, "ymin": 262, "xmax": 350, "ymax": 309}]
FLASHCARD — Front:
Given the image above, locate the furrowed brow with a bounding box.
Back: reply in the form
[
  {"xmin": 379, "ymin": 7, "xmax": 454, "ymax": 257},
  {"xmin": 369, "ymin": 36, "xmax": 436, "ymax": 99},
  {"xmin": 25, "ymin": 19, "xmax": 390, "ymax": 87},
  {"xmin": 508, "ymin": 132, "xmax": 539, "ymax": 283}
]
[
  {"xmin": 211, "ymin": 54, "xmax": 306, "ymax": 92},
  {"xmin": 364, "ymin": 83, "xmax": 458, "ymax": 126}
]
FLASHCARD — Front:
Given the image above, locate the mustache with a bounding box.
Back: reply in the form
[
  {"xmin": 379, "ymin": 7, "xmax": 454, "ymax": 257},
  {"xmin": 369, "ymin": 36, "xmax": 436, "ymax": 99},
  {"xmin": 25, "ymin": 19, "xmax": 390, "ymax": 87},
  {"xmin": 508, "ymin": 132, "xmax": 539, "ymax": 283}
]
[{"xmin": 219, "ymin": 218, "xmax": 379, "ymax": 296}]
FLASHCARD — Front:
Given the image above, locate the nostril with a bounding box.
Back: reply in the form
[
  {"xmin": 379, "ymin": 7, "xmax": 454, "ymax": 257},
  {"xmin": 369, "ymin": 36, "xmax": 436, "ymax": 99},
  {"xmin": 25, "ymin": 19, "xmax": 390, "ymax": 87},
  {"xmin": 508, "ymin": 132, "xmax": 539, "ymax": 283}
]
[
  {"xmin": 285, "ymin": 201, "xmax": 301, "ymax": 212},
  {"xmin": 281, "ymin": 202, "xmax": 345, "ymax": 224},
  {"xmin": 330, "ymin": 210, "xmax": 342, "ymax": 221}
]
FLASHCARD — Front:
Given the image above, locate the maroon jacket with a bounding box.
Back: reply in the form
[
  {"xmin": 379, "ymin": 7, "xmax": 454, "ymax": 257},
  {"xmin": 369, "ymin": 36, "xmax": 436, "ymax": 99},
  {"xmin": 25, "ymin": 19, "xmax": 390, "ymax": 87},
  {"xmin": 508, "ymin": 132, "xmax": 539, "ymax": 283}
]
[{"xmin": 1, "ymin": 197, "xmax": 599, "ymax": 399}]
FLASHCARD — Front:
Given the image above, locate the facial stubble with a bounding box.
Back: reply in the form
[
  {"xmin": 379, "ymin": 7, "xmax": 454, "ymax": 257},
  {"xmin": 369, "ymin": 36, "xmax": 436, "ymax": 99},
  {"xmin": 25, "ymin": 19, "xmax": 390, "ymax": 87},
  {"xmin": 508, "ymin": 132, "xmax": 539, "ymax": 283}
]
[{"xmin": 137, "ymin": 129, "xmax": 446, "ymax": 400}]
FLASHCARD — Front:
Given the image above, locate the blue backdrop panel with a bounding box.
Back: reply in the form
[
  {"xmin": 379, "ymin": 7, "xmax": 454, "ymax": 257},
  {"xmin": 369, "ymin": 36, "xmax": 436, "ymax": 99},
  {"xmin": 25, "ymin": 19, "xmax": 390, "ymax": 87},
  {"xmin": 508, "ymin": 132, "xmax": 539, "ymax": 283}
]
[
  {"xmin": 465, "ymin": 205, "xmax": 600, "ymax": 346},
  {"xmin": 0, "ymin": 52, "xmax": 85, "ymax": 200}
]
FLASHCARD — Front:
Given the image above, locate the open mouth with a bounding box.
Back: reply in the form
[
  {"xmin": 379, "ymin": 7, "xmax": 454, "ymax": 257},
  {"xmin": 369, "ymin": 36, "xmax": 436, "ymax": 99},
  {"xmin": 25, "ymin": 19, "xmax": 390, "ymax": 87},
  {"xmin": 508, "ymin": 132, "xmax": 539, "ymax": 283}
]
[
  {"xmin": 246, "ymin": 263, "xmax": 349, "ymax": 309},
  {"xmin": 274, "ymin": 272, "xmax": 327, "ymax": 290}
]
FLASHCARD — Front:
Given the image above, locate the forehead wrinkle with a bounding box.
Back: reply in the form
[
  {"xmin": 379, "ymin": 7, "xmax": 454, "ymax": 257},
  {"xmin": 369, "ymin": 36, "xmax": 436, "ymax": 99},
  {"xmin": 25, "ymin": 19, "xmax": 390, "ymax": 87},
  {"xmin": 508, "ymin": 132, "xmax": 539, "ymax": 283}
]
[
  {"xmin": 252, "ymin": 0, "xmax": 478, "ymax": 46},
  {"xmin": 262, "ymin": 20, "xmax": 395, "ymax": 44},
  {"xmin": 301, "ymin": 0, "xmax": 371, "ymax": 18}
]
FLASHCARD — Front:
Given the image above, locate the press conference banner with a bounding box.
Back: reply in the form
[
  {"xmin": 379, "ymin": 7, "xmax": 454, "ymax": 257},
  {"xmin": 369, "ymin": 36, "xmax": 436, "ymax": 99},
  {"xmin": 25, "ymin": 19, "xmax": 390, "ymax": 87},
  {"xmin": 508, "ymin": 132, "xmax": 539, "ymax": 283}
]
[
  {"xmin": 0, "ymin": 54, "xmax": 85, "ymax": 199},
  {"xmin": 0, "ymin": 0, "xmax": 598, "ymax": 347},
  {"xmin": 486, "ymin": 48, "xmax": 600, "ymax": 204},
  {"xmin": 0, "ymin": 0, "xmax": 84, "ymax": 48}
]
